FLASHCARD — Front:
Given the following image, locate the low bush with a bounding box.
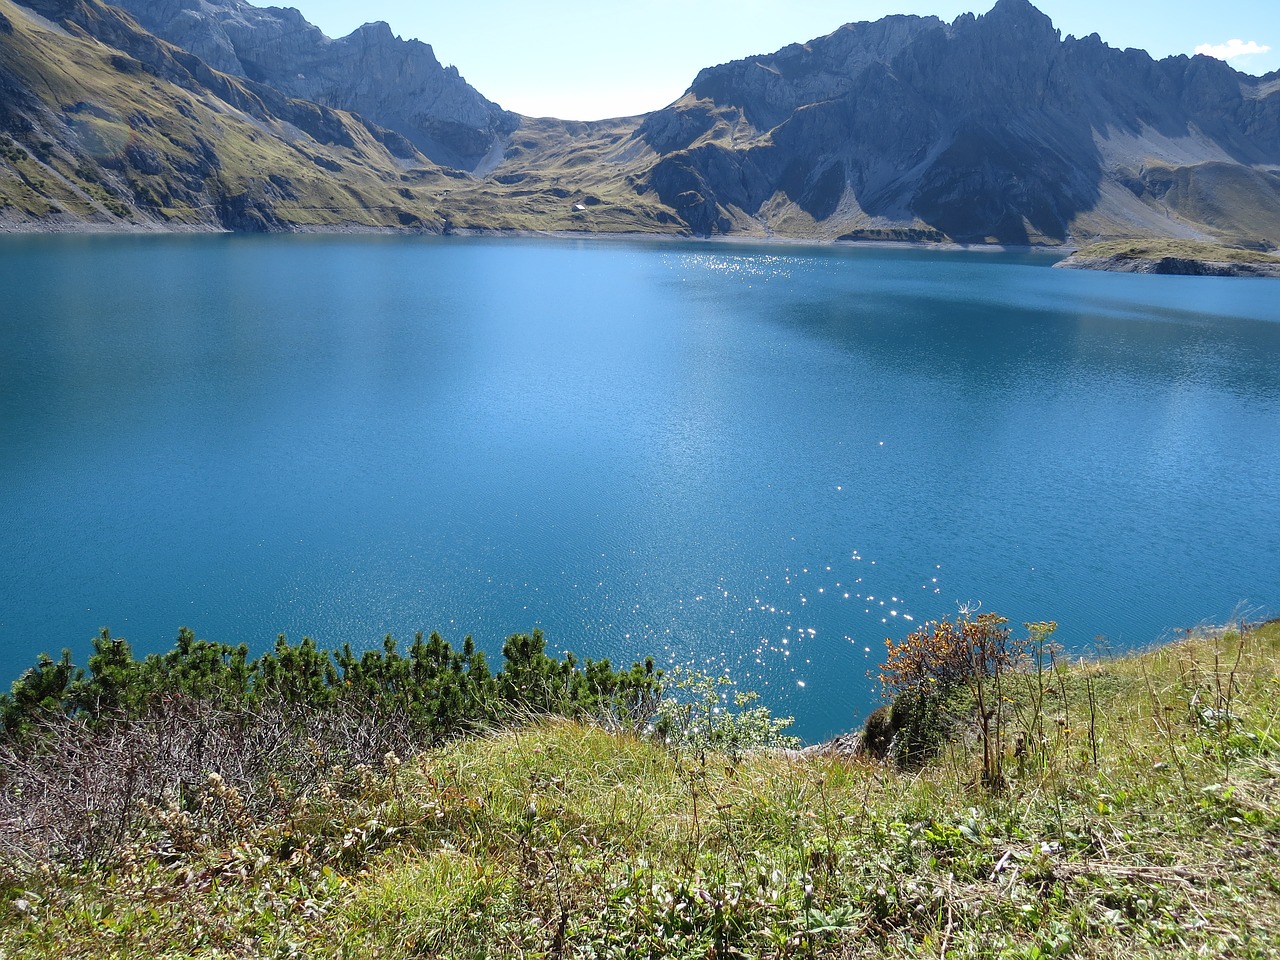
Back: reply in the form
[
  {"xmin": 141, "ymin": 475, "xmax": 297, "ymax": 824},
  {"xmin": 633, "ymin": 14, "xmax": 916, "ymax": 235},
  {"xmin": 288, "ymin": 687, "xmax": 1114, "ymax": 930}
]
[{"xmin": 2, "ymin": 626, "xmax": 659, "ymax": 741}]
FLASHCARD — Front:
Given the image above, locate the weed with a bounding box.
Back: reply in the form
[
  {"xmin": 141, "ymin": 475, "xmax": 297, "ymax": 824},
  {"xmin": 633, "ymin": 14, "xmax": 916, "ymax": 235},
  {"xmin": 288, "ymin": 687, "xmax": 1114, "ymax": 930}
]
[{"xmin": 653, "ymin": 667, "xmax": 798, "ymax": 762}]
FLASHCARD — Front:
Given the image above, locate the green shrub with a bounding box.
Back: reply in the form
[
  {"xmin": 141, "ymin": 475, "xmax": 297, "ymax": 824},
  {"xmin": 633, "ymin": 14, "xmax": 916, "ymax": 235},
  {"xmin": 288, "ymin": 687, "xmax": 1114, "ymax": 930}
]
[
  {"xmin": 0, "ymin": 627, "xmax": 663, "ymax": 865},
  {"xmin": 1, "ymin": 626, "xmax": 660, "ymax": 745}
]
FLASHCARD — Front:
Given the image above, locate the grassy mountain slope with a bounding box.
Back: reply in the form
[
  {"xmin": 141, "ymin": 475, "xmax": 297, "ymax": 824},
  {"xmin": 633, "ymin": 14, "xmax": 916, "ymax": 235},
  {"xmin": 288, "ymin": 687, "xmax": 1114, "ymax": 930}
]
[
  {"xmin": 0, "ymin": 0, "xmax": 453, "ymax": 231},
  {"xmin": 427, "ymin": 115, "xmax": 682, "ymax": 235},
  {"xmin": 3, "ymin": 620, "xmax": 1279, "ymax": 957},
  {"xmin": 0, "ymin": 0, "xmax": 681, "ymax": 234}
]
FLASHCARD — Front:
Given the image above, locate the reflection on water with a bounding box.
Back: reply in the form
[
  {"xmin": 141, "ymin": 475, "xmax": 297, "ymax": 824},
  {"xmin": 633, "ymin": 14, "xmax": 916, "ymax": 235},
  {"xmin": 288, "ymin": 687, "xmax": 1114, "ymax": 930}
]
[{"xmin": 1, "ymin": 235, "xmax": 1277, "ymax": 741}]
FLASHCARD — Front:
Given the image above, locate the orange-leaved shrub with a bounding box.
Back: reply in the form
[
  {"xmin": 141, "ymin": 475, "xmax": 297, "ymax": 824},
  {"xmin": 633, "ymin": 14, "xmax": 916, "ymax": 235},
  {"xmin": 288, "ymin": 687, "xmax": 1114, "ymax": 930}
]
[
  {"xmin": 873, "ymin": 611, "xmax": 1031, "ymax": 785},
  {"xmin": 879, "ymin": 612, "xmax": 1025, "ymax": 696}
]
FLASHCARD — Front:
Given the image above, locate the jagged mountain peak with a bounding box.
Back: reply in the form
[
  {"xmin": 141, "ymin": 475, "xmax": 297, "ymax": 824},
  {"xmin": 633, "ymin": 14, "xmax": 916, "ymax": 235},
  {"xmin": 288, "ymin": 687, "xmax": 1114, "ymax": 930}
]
[
  {"xmin": 346, "ymin": 21, "xmax": 397, "ymax": 42},
  {"xmin": 945, "ymin": 0, "xmax": 1060, "ymax": 49},
  {"xmin": 982, "ymin": 0, "xmax": 1055, "ymax": 26},
  {"xmin": 107, "ymin": 0, "xmax": 517, "ymax": 170},
  {"xmin": 635, "ymin": 0, "xmax": 1280, "ymax": 245}
]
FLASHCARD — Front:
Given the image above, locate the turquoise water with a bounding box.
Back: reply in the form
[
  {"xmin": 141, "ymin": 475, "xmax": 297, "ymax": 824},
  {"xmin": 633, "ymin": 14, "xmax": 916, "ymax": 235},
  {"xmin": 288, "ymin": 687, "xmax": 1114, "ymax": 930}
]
[{"xmin": 1, "ymin": 234, "xmax": 1277, "ymax": 741}]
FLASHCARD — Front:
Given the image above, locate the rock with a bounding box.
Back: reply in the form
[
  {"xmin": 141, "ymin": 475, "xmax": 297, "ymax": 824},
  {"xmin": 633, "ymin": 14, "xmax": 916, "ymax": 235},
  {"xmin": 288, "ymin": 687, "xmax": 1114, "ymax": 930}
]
[
  {"xmin": 124, "ymin": 143, "xmax": 165, "ymax": 175},
  {"xmin": 781, "ymin": 731, "xmax": 864, "ymax": 761}
]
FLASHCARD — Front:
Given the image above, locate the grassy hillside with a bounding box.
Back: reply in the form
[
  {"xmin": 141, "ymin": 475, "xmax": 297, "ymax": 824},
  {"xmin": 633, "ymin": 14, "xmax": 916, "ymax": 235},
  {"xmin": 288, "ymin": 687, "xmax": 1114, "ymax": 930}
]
[
  {"xmin": 1148, "ymin": 163, "xmax": 1280, "ymax": 251},
  {"xmin": 0, "ymin": 0, "xmax": 450, "ymax": 231},
  {"xmin": 427, "ymin": 116, "xmax": 683, "ymax": 237},
  {"xmin": 2, "ymin": 620, "xmax": 1278, "ymax": 958},
  {"xmin": 0, "ymin": 0, "xmax": 683, "ymax": 235}
]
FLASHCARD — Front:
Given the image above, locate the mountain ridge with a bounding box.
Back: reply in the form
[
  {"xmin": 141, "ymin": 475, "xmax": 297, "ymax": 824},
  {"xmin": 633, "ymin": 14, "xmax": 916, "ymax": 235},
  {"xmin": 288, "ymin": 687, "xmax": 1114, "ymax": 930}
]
[
  {"xmin": 0, "ymin": 0, "xmax": 457, "ymax": 231},
  {"xmin": 634, "ymin": 0, "xmax": 1280, "ymax": 244},
  {"xmin": 2, "ymin": 0, "xmax": 1278, "ymax": 246}
]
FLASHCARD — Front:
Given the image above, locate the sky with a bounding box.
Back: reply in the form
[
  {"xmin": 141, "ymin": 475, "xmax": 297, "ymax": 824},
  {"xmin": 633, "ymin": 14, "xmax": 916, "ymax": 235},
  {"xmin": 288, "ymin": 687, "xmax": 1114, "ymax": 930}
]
[{"xmin": 285, "ymin": 1, "xmax": 1280, "ymax": 120}]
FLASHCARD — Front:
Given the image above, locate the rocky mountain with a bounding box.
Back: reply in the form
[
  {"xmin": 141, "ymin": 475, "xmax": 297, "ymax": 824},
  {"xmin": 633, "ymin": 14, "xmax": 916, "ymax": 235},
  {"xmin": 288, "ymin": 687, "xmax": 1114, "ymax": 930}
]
[
  {"xmin": 106, "ymin": 0, "xmax": 518, "ymax": 171},
  {"xmin": 2, "ymin": 0, "xmax": 1279, "ymax": 246},
  {"xmin": 633, "ymin": 0, "xmax": 1280, "ymax": 245}
]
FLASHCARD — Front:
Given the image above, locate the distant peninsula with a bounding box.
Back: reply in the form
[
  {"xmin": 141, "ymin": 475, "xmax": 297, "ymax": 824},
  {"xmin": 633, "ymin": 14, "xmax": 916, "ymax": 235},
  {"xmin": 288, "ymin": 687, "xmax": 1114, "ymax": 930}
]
[{"xmin": 1055, "ymin": 240, "xmax": 1280, "ymax": 277}]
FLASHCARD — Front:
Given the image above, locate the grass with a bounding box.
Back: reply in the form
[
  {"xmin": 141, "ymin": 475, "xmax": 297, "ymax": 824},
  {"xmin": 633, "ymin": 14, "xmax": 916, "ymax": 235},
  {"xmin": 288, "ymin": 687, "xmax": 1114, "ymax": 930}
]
[
  {"xmin": 1151, "ymin": 162, "xmax": 1280, "ymax": 250},
  {"xmin": 3, "ymin": 620, "xmax": 1279, "ymax": 957},
  {"xmin": 420, "ymin": 115, "xmax": 685, "ymax": 236}
]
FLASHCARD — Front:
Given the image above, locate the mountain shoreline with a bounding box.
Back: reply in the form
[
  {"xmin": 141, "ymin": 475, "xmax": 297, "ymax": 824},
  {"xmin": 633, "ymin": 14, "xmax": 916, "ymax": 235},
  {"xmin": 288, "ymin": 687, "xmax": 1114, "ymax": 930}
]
[
  {"xmin": 13, "ymin": 219, "xmax": 1274, "ymax": 276},
  {"xmin": 1056, "ymin": 254, "xmax": 1280, "ymax": 277},
  {"xmin": 0, "ymin": 216, "xmax": 1077, "ymax": 261}
]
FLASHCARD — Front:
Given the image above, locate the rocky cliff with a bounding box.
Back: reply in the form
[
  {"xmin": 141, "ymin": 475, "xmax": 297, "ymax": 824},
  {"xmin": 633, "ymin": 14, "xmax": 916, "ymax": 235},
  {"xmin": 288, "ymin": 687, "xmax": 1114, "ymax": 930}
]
[{"xmin": 107, "ymin": 0, "xmax": 518, "ymax": 171}]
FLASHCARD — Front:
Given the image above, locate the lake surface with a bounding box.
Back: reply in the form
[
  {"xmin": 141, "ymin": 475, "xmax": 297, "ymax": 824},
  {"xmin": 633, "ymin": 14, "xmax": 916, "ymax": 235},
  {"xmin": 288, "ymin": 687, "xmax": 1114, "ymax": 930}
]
[{"xmin": 1, "ymin": 234, "xmax": 1277, "ymax": 741}]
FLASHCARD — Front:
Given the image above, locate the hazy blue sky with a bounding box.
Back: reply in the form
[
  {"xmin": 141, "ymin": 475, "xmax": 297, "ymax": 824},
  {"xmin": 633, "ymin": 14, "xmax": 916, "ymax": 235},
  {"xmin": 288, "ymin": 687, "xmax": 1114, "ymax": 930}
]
[{"xmin": 286, "ymin": 1, "xmax": 1280, "ymax": 119}]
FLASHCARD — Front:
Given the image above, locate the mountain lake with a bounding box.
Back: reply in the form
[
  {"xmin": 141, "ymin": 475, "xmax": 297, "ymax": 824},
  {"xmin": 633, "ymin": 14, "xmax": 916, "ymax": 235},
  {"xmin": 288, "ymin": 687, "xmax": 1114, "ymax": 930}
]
[{"xmin": 1, "ymin": 233, "xmax": 1277, "ymax": 742}]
